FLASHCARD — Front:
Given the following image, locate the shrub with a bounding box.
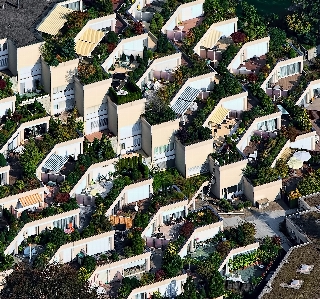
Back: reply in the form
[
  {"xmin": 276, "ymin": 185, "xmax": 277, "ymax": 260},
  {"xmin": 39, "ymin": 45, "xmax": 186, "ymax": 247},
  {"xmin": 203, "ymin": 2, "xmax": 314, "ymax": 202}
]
[{"xmin": 179, "ymin": 221, "xmax": 195, "ymax": 238}]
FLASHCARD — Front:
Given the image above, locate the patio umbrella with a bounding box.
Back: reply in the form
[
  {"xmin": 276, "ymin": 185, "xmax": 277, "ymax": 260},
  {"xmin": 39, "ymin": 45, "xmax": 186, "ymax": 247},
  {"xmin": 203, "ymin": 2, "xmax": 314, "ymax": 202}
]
[
  {"xmin": 293, "ymin": 151, "xmax": 311, "ymax": 162},
  {"xmin": 287, "ymin": 157, "xmax": 304, "ymax": 169}
]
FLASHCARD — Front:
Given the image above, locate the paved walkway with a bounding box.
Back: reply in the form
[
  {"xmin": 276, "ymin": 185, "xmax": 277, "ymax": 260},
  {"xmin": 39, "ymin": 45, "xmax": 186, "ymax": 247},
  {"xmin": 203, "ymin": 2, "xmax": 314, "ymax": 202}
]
[{"xmin": 222, "ymin": 209, "xmax": 297, "ymax": 252}]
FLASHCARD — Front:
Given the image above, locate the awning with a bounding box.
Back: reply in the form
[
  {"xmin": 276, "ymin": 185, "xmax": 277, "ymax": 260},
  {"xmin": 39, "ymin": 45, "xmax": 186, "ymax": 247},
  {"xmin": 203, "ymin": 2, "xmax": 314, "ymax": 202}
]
[
  {"xmin": 37, "ymin": 5, "xmax": 73, "ymax": 35},
  {"xmin": 19, "ymin": 193, "xmax": 42, "ymax": 208},
  {"xmin": 201, "ymin": 29, "xmax": 222, "ymax": 49},
  {"xmin": 280, "ymin": 147, "xmax": 292, "ymax": 161},
  {"xmin": 210, "ymin": 106, "xmax": 229, "ymax": 125},
  {"xmin": 75, "ymin": 28, "xmax": 105, "ymax": 56}
]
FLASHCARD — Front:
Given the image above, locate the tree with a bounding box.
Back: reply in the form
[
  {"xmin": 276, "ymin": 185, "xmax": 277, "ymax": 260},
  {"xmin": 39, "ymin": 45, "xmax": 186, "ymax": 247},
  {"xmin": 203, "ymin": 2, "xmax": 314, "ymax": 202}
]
[
  {"xmin": 0, "ymin": 153, "xmax": 6, "ymax": 167},
  {"xmin": 178, "ymin": 276, "xmax": 200, "ymax": 299},
  {"xmin": 197, "ymin": 252, "xmax": 222, "ymax": 278},
  {"xmin": 207, "ymin": 270, "xmax": 225, "ymax": 298},
  {"xmin": 19, "ymin": 138, "xmax": 44, "ymax": 178},
  {"xmin": 149, "ymin": 18, "xmax": 158, "ymax": 34},
  {"xmin": 230, "ymin": 31, "xmax": 247, "ymax": 44},
  {"xmin": 82, "ymin": 255, "xmax": 97, "ymax": 273},
  {"xmin": 1, "ymin": 263, "xmax": 101, "ymax": 299},
  {"xmin": 106, "ymin": 31, "xmax": 118, "ymax": 44},
  {"xmin": 268, "ymin": 27, "xmax": 286, "ymax": 54}
]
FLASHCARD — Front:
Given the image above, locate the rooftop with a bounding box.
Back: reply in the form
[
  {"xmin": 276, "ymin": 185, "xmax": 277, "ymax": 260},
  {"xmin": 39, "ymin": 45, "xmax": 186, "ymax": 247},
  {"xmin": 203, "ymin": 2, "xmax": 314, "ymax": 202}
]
[
  {"xmin": 0, "ymin": 0, "xmax": 62, "ymax": 48},
  {"xmin": 290, "ymin": 211, "xmax": 320, "ymax": 243},
  {"xmin": 262, "ymin": 244, "xmax": 320, "ymax": 299},
  {"xmin": 301, "ymin": 194, "xmax": 320, "ymax": 209}
]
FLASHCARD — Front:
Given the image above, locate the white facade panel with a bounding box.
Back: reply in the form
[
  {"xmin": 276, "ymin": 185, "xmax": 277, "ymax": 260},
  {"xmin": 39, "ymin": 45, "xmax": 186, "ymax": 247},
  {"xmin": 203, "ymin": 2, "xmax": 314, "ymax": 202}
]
[
  {"xmin": 291, "ymin": 136, "xmax": 313, "ymax": 150},
  {"xmin": 181, "ymin": 7, "xmax": 192, "ymax": 21},
  {"xmin": 0, "ymin": 101, "xmax": 14, "ymax": 117},
  {"xmin": 127, "ymin": 184, "xmax": 150, "ymax": 204},
  {"xmin": 162, "ymin": 206, "xmax": 185, "ymax": 218},
  {"xmin": 63, "ymin": 248, "xmax": 72, "ymax": 263},
  {"xmin": 189, "ymin": 77, "xmax": 211, "ymax": 90},
  {"xmin": 246, "ymin": 42, "xmax": 268, "ymax": 59},
  {"xmin": 196, "ymin": 226, "xmax": 220, "ymax": 242},
  {"xmin": 215, "ymin": 22, "xmax": 235, "ymax": 37},
  {"xmin": 87, "ymin": 237, "xmax": 110, "ymax": 255},
  {"xmin": 222, "ymin": 97, "xmax": 245, "ymax": 111},
  {"xmin": 191, "ymin": 4, "xmax": 203, "ymax": 18}
]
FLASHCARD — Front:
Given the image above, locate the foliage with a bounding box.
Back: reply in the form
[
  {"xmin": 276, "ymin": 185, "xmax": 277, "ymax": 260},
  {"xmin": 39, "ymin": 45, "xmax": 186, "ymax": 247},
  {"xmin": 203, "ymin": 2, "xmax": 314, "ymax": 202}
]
[
  {"xmin": 0, "ymin": 251, "xmax": 14, "ymax": 271},
  {"xmin": 78, "ymin": 60, "xmax": 110, "ymax": 85},
  {"xmin": 211, "ymin": 142, "xmax": 243, "ymax": 166},
  {"xmin": 207, "ymin": 270, "xmax": 225, "ymax": 298},
  {"xmin": 186, "ymin": 208, "xmax": 219, "ymax": 227},
  {"xmin": 0, "ymin": 263, "xmax": 100, "ymax": 299},
  {"xmin": 143, "ymin": 102, "xmax": 176, "ymax": 125},
  {"xmin": 108, "ymin": 78, "xmax": 142, "ymax": 105},
  {"xmin": 126, "ymin": 229, "xmax": 145, "ymax": 255},
  {"xmin": 118, "ymin": 277, "xmax": 140, "ymax": 299},
  {"xmin": 230, "ymin": 31, "xmax": 247, "ymax": 44},
  {"xmin": 179, "ymin": 221, "xmax": 195, "ymax": 238},
  {"xmin": 178, "ymin": 276, "xmax": 202, "ymax": 299},
  {"xmin": 82, "ymin": 255, "xmax": 97, "ymax": 273},
  {"xmin": 223, "ymin": 222, "xmax": 256, "ymax": 247},
  {"xmin": 0, "ymin": 153, "xmax": 6, "ymax": 167},
  {"xmin": 0, "ymin": 76, "xmax": 13, "ymax": 100},
  {"xmin": 238, "ymin": 2, "xmax": 268, "ymax": 41},
  {"xmin": 197, "ymin": 251, "xmax": 222, "ymax": 278},
  {"xmin": 297, "ymin": 169, "xmax": 320, "ymax": 196}
]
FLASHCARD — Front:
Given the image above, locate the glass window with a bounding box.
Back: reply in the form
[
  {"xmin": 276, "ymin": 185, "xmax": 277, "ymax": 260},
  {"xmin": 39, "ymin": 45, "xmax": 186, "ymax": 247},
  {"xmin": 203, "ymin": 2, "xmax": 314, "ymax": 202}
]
[{"xmin": 3, "ymin": 43, "xmax": 7, "ymax": 50}]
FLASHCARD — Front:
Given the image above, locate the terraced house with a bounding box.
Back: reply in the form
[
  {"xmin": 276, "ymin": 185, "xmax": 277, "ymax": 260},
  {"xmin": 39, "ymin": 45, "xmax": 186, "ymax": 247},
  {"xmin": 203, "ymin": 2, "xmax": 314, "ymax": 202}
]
[{"xmin": 1, "ymin": 0, "xmax": 320, "ymax": 298}]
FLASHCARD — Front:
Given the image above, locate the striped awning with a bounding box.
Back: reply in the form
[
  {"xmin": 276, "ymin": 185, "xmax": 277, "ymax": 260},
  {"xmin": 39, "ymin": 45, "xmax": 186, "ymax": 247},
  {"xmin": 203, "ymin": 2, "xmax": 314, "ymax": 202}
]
[
  {"xmin": 75, "ymin": 28, "xmax": 105, "ymax": 56},
  {"xmin": 37, "ymin": 5, "xmax": 73, "ymax": 35},
  {"xmin": 210, "ymin": 106, "xmax": 229, "ymax": 125},
  {"xmin": 201, "ymin": 29, "xmax": 222, "ymax": 49},
  {"xmin": 19, "ymin": 193, "xmax": 42, "ymax": 208}
]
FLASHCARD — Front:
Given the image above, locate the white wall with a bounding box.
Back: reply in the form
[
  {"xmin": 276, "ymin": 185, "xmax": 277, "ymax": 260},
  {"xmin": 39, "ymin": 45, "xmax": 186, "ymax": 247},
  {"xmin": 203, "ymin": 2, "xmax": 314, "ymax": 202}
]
[
  {"xmin": 215, "ymin": 22, "xmax": 235, "ymax": 37},
  {"xmin": 222, "ymin": 97, "xmax": 245, "ymax": 111}
]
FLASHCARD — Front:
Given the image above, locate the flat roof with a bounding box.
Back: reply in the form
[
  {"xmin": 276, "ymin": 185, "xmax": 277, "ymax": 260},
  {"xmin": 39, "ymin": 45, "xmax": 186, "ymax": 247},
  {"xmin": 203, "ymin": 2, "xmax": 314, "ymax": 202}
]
[
  {"xmin": 262, "ymin": 244, "xmax": 320, "ymax": 299},
  {"xmin": 290, "ymin": 211, "xmax": 320, "ymax": 243},
  {"xmin": 0, "ymin": 0, "xmax": 62, "ymax": 48}
]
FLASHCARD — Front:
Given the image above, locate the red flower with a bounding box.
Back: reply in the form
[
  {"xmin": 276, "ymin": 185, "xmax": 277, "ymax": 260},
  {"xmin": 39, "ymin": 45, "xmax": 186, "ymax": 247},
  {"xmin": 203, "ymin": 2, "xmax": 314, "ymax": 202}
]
[{"xmin": 0, "ymin": 79, "xmax": 6, "ymax": 90}]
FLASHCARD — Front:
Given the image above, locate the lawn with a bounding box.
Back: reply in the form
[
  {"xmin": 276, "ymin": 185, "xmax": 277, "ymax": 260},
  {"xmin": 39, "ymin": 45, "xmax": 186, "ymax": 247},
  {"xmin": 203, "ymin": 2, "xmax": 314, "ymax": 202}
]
[{"xmin": 246, "ymin": 0, "xmax": 292, "ymax": 16}]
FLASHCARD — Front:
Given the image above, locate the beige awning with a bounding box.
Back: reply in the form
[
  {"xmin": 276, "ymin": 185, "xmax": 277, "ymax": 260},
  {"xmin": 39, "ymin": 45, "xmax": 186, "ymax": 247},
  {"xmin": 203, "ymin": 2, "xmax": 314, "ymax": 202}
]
[
  {"xmin": 201, "ymin": 29, "xmax": 222, "ymax": 49},
  {"xmin": 75, "ymin": 28, "xmax": 105, "ymax": 56},
  {"xmin": 37, "ymin": 5, "xmax": 73, "ymax": 35},
  {"xmin": 19, "ymin": 193, "xmax": 43, "ymax": 207},
  {"xmin": 210, "ymin": 106, "xmax": 229, "ymax": 125}
]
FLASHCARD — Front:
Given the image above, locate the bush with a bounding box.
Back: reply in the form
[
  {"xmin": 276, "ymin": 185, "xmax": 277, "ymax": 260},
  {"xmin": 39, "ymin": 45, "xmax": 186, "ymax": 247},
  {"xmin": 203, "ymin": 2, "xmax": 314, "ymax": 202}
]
[
  {"xmin": 82, "ymin": 255, "xmax": 97, "ymax": 273},
  {"xmin": 0, "ymin": 153, "xmax": 6, "ymax": 167}
]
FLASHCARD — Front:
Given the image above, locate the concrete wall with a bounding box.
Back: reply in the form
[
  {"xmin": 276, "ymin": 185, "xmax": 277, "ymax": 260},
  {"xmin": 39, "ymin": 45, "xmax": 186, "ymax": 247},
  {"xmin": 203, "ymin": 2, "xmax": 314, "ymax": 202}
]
[
  {"xmin": 296, "ymin": 79, "xmax": 320, "ymax": 107},
  {"xmin": 0, "ymin": 187, "xmax": 46, "ymax": 211},
  {"xmin": 101, "ymin": 34, "xmax": 149, "ymax": 71},
  {"xmin": 260, "ymin": 56, "xmax": 304, "ymax": 91},
  {"xmin": 50, "ymin": 231, "xmax": 115, "ymax": 264},
  {"xmin": 209, "ymin": 156, "xmax": 248, "ymax": 199},
  {"xmin": 0, "ymin": 165, "xmax": 10, "ymax": 185},
  {"xmin": 0, "ymin": 96, "xmax": 15, "ymax": 118},
  {"xmin": 227, "ymin": 37, "xmax": 270, "ymax": 73},
  {"xmin": 4, "ymin": 209, "xmax": 80, "ymax": 255},
  {"xmin": 203, "ymin": 92, "xmax": 248, "ymax": 127},
  {"xmin": 141, "ymin": 117, "xmax": 179, "ymax": 160},
  {"xmin": 285, "ymin": 213, "xmax": 311, "ymax": 244},
  {"xmin": 74, "ymin": 14, "xmax": 117, "ymax": 42},
  {"xmin": 219, "ymin": 242, "xmax": 260, "ymax": 275},
  {"xmin": 236, "ymin": 111, "xmax": 282, "ymax": 152},
  {"xmin": 193, "ymin": 18, "xmax": 238, "ymax": 55},
  {"xmin": 243, "ymin": 177, "xmax": 282, "ymax": 204},
  {"xmin": 69, "ymin": 158, "xmax": 118, "ymax": 197},
  {"xmin": 127, "ymin": 274, "xmax": 188, "ymax": 299},
  {"xmin": 161, "ymin": 0, "xmax": 205, "ymax": 32},
  {"xmin": 35, "ymin": 137, "xmax": 84, "ymax": 179},
  {"xmin": 90, "ymin": 252, "xmax": 151, "ymax": 285},
  {"xmin": 179, "ymin": 221, "xmax": 224, "ymax": 257},
  {"xmin": 136, "ymin": 53, "xmax": 182, "ymax": 89},
  {"xmin": 175, "ymin": 137, "xmax": 213, "ymax": 178},
  {"xmin": 0, "ymin": 116, "xmax": 51, "ymax": 155},
  {"xmin": 105, "ymin": 178, "xmax": 153, "ymax": 216}
]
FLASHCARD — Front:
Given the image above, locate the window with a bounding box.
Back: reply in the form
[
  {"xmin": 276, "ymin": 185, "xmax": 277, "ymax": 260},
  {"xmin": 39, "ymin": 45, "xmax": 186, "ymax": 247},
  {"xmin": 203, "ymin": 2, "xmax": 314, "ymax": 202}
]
[
  {"xmin": 121, "ymin": 143, "xmax": 125, "ymax": 150},
  {"xmin": 54, "ymin": 104, "xmax": 59, "ymax": 110},
  {"xmin": 170, "ymin": 142, "xmax": 175, "ymax": 151},
  {"xmin": 3, "ymin": 43, "xmax": 7, "ymax": 51},
  {"xmin": 91, "ymin": 120, "xmax": 99, "ymax": 130},
  {"xmin": 154, "ymin": 147, "xmax": 159, "ymax": 155}
]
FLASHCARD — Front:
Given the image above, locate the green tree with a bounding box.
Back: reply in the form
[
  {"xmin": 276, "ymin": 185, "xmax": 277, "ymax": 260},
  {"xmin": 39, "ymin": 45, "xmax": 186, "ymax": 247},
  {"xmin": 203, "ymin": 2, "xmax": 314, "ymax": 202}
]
[
  {"xmin": 19, "ymin": 138, "xmax": 44, "ymax": 178},
  {"xmin": 106, "ymin": 31, "xmax": 118, "ymax": 44},
  {"xmin": 178, "ymin": 276, "xmax": 200, "ymax": 299},
  {"xmin": 149, "ymin": 18, "xmax": 158, "ymax": 34},
  {"xmin": 82, "ymin": 255, "xmax": 97, "ymax": 273},
  {"xmin": 1, "ymin": 263, "xmax": 101, "ymax": 298},
  {"xmin": 0, "ymin": 153, "xmax": 6, "ymax": 167},
  {"xmin": 268, "ymin": 27, "xmax": 287, "ymax": 54},
  {"xmin": 207, "ymin": 270, "xmax": 225, "ymax": 298}
]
